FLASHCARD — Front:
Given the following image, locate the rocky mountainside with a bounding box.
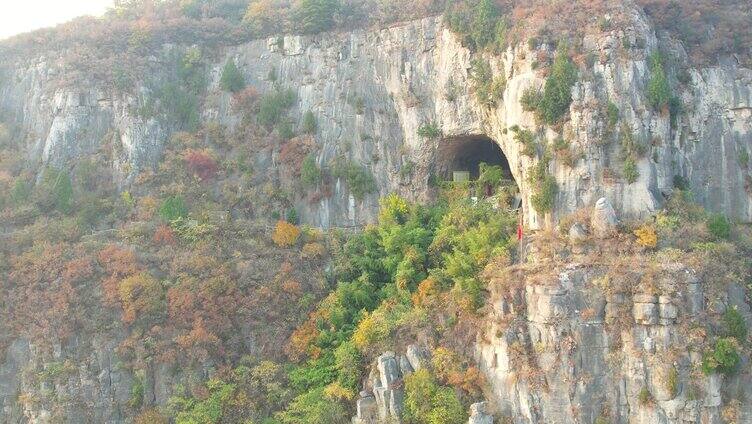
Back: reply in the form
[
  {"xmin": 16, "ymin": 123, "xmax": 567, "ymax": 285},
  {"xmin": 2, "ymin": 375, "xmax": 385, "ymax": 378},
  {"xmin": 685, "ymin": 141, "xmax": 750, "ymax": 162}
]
[
  {"xmin": 0, "ymin": 0, "xmax": 751, "ymax": 423},
  {"xmin": 1, "ymin": 3, "xmax": 751, "ymax": 229}
]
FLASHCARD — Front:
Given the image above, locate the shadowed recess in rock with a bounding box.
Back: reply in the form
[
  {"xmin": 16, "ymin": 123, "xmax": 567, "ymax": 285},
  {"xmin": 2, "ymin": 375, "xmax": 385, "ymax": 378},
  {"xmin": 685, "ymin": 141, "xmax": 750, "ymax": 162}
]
[{"xmin": 435, "ymin": 135, "xmax": 512, "ymax": 182}]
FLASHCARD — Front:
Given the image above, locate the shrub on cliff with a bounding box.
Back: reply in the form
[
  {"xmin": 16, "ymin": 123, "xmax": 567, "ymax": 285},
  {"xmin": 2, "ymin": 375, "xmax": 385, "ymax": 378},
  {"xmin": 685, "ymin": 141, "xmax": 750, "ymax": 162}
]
[
  {"xmin": 623, "ymin": 157, "xmax": 639, "ymax": 184},
  {"xmin": 275, "ymin": 387, "xmax": 348, "ymax": 424},
  {"xmin": 528, "ymin": 158, "xmax": 557, "ymax": 213},
  {"xmin": 10, "ymin": 178, "xmax": 31, "ymax": 205},
  {"xmin": 300, "ymin": 154, "xmax": 321, "ymax": 188},
  {"xmin": 702, "ymin": 337, "xmax": 741, "ymax": 375},
  {"xmin": 301, "ymin": 110, "xmax": 317, "ymax": 134},
  {"xmin": 538, "ymin": 45, "xmax": 578, "ymax": 124},
  {"xmin": 158, "ymin": 195, "xmax": 188, "ymax": 222},
  {"xmin": 135, "ymin": 409, "xmax": 168, "ymax": 424},
  {"xmin": 273, "ymin": 220, "xmax": 302, "ymax": 247},
  {"xmin": 184, "ymin": 149, "xmax": 218, "ymax": 181},
  {"xmin": 118, "ymin": 272, "xmax": 164, "ymax": 325},
  {"xmin": 470, "ymin": 59, "xmax": 505, "ymax": 106},
  {"xmin": 34, "ymin": 167, "xmax": 73, "ymax": 214},
  {"xmin": 470, "ymin": 0, "xmax": 500, "ymax": 49},
  {"xmin": 169, "ymin": 360, "xmax": 293, "ymax": 423},
  {"xmin": 403, "ymin": 369, "xmax": 466, "ymax": 424},
  {"xmin": 332, "ymin": 160, "xmax": 376, "ymax": 201},
  {"xmin": 445, "ymin": 0, "xmax": 504, "ymax": 51},
  {"xmin": 723, "ymin": 307, "xmax": 747, "ymax": 342},
  {"xmin": 520, "ymin": 87, "xmax": 543, "ymax": 112},
  {"xmin": 706, "ymin": 214, "xmax": 731, "ymax": 240},
  {"xmin": 417, "ymin": 122, "xmax": 442, "ymax": 139},
  {"xmin": 633, "ymin": 224, "xmax": 657, "ymax": 248},
  {"xmin": 258, "ymin": 88, "xmax": 297, "ymax": 128},
  {"xmin": 333, "ymin": 341, "xmax": 362, "ymax": 392},
  {"xmin": 647, "ymin": 52, "xmax": 671, "ymax": 111},
  {"xmin": 219, "ymin": 59, "xmax": 245, "ymax": 93}
]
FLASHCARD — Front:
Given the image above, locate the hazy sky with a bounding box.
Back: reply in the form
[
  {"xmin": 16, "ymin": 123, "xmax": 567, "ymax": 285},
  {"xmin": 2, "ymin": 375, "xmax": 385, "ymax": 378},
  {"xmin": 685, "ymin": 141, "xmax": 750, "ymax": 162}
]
[{"xmin": 0, "ymin": 0, "xmax": 114, "ymax": 40}]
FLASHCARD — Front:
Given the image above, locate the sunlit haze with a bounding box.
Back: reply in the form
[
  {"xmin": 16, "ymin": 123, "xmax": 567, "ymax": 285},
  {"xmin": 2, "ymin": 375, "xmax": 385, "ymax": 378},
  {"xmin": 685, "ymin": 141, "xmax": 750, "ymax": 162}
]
[{"xmin": 0, "ymin": 0, "xmax": 114, "ymax": 40}]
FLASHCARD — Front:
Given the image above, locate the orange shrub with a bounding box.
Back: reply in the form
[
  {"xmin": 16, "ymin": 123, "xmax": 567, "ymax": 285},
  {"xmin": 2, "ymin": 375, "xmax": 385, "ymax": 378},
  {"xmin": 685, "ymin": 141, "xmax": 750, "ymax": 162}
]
[
  {"xmin": 62, "ymin": 257, "xmax": 95, "ymax": 283},
  {"xmin": 412, "ymin": 277, "xmax": 440, "ymax": 307},
  {"xmin": 153, "ymin": 224, "xmax": 177, "ymax": 246},
  {"xmin": 137, "ymin": 195, "xmax": 158, "ymax": 220},
  {"xmin": 279, "ymin": 136, "xmax": 314, "ymax": 178},
  {"xmin": 232, "ymin": 86, "xmax": 260, "ymax": 113},
  {"xmin": 286, "ymin": 315, "xmax": 320, "ymax": 361},
  {"xmin": 272, "ymin": 220, "xmax": 301, "ymax": 247},
  {"xmin": 174, "ymin": 317, "xmax": 221, "ymax": 362},
  {"xmin": 184, "ymin": 148, "xmax": 218, "ymax": 181},
  {"xmin": 634, "ymin": 225, "xmax": 658, "ymax": 248},
  {"xmin": 98, "ymin": 244, "xmax": 140, "ymax": 305},
  {"xmin": 431, "ymin": 347, "xmax": 486, "ymax": 396},
  {"xmin": 282, "ymin": 279, "xmax": 303, "ymax": 296}
]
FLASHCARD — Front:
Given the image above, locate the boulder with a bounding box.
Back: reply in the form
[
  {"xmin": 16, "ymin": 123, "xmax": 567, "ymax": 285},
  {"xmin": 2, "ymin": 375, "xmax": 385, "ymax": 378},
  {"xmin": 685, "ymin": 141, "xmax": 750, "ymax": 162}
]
[
  {"xmin": 591, "ymin": 198, "xmax": 617, "ymax": 238},
  {"xmin": 406, "ymin": 344, "xmax": 427, "ymax": 371}
]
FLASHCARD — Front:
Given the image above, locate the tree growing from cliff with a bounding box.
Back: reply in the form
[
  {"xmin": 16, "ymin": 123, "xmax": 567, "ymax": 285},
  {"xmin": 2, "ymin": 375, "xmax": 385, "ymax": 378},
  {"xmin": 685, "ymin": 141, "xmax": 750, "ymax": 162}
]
[
  {"xmin": 301, "ymin": 110, "xmax": 317, "ymax": 134},
  {"xmin": 471, "ymin": 0, "xmax": 500, "ymax": 49},
  {"xmin": 219, "ymin": 59, "xmax": 246, "ymax": 93},
  {"xmin": 539, "ymin": 45, "xmax": 578, "ymax": 124},
  {"xmin": 301, "ymin": 154, "xmax": 321, "ymax": 187},
  {"xmin": 647, "ymin": 52, "xmax": 671, "ymax": 111}
]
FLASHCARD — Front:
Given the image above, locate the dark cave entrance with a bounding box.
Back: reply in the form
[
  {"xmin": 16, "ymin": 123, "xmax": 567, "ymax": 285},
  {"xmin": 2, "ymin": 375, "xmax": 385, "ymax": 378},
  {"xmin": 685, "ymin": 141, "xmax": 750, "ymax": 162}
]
[
  {"xmin": 435, "ymin": 135, "xmax": 520, "ymax": 208},
  {"xmin": 436, "ymin": 135, "xmax": 511, "ymax": 180}
]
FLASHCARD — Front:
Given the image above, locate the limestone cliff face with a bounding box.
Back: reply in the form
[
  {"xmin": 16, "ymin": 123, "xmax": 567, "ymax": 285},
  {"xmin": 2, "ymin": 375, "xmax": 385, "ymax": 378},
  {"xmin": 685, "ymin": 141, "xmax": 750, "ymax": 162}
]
[
  {"xmin": 475, "ymin": 232, "xmax": 752, "ymax": 424},
  {"xmin": 2, "ymin": 4, "xmax": 750, "ymax": 229}
]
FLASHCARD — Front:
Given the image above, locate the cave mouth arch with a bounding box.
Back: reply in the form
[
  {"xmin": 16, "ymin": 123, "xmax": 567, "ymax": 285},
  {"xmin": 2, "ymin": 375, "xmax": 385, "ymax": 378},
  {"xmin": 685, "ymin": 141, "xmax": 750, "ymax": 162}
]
[
  {"xmin": 436, "ymin": 134, "xmax": 514, "ymax": 184},
  {"xmin": 434, "ymin": 134, "xmax": 520, "ymax": 209}
]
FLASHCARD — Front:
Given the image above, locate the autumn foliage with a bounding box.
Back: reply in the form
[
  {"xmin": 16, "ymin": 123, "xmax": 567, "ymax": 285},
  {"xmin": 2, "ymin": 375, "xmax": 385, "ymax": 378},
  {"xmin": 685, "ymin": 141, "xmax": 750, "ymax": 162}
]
[
  {"xmin": 272, "ymin": 220, "xmax": 301, "ymax": 247},
  {"xmin": 118, "ymin": 272, "xmax": 164, "ymax": 325},
  {"xmin": 184, "ymin": 149, "xmax": 218, "ymax": 181},
  {"xmin": 153, "ymin": 224, "xmax": 177, "ymax": 246},
  {"xmin": 98, "ymin": 244, "xmax": 141, "ymax": 306}
]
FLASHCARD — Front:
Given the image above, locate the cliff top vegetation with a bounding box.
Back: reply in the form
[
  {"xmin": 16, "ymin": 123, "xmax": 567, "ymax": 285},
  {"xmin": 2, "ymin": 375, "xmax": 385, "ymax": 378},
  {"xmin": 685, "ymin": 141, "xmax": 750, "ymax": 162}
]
[{"xmin": 0, "ymin": 0, "xmax": 749, "ymax": 70}]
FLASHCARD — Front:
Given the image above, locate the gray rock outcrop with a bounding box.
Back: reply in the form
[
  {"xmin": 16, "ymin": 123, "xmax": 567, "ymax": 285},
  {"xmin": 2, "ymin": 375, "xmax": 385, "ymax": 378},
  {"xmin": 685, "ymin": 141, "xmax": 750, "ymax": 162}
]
[
  {"xmin": 352, "ymin": 345, "xmax": 428, "ymax": 424},
  {"xmin": 476, "ymin": 236, "xmax": 752, "ymax": 424},
  {"xmin": 468, "ymin": 402, "xmax": 493, "ymax": 424}
]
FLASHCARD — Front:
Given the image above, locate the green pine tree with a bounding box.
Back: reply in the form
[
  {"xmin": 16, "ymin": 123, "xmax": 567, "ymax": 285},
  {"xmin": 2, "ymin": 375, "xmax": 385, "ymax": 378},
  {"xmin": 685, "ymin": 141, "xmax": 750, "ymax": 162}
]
[
  {"xmin": 647, "ymin": 53, "xmax": 671, "ymax": 110},
  {"xmin": 301, "ymin": 110, "xmax": 317, "ymax": 134},
  {"xmin": 471, "ymin": 0, "xmax": 500, "ymax": 49},
  {"xmin": 219, "ymin": 59, "xmax": 245, "ymax": 93},
  {"xmin": 540, "ymin": 45, "xmax": 578, "ymax": 124}
]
